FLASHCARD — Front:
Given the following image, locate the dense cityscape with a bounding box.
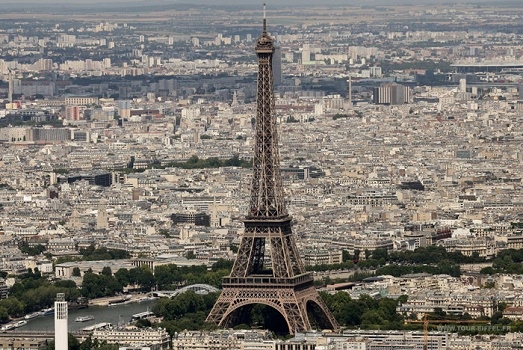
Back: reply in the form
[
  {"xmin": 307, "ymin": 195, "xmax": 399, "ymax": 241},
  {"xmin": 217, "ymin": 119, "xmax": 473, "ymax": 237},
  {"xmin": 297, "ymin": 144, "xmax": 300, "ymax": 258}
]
[{"xmin": 2, "ymin": 0, "xmax": 523, "ymax": 349}]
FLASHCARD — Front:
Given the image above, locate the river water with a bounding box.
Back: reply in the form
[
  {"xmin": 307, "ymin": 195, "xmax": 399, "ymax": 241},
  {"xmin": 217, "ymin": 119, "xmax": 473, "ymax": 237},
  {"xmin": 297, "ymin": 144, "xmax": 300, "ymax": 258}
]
[{"xmin": 18, "ymin": 300, "xmax": 157, "ymax": 332}]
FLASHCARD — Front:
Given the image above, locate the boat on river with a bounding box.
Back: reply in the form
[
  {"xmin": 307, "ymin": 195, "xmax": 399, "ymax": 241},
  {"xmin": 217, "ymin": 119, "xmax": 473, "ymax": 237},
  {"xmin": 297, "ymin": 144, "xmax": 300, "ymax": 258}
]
[
  {"xmin": 75, "ymin": 315, "xmax": 95, "ymax": 322},
  {"xmin": 42, "ymin": 308, "xmax": 54, "ymax": 316},
  {"xmin": 108, "ymin": 295, "xmax": 132, "ymax": 306},
  {"xmin": 14, "ymin": 320, "xmax": 27, "ymax": 328},
  {"xmin": 24, "ymin": 312, "xmax": 42, "ymax": 320},
  {"xmin": 1, "ymin": 323, "xmax": 15, "ymax": 332}
]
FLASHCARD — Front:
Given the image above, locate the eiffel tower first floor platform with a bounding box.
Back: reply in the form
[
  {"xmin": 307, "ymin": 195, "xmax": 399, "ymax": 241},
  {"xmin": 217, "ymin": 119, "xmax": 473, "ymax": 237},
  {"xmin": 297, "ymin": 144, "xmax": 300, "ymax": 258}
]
[{"xmin": 206, "ymin": 273, "xmax": 339, "ymax": 334}]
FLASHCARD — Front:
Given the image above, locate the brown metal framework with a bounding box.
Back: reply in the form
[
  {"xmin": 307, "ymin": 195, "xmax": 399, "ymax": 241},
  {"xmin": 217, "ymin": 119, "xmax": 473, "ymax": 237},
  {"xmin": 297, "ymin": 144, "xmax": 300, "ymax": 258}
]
[{"xmin": 206, "ymin": 7, "xmax": 338, "ymax": 334}]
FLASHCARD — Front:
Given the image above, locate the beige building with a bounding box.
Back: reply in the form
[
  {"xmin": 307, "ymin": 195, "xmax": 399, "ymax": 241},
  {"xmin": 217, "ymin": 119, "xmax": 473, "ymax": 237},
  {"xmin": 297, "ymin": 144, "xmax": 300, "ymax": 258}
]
[
  {"xmin": 65, "ymin": 96, "xmax": 99, "ymax": 105},
  {"xmin": 93, "ymin": 327, "xmax": 170, "ymax": 349}
]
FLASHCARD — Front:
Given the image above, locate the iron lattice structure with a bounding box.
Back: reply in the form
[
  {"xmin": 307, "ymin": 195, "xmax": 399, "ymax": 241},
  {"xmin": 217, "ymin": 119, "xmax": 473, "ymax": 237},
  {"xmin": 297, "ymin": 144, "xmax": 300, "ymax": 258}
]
[{"xmin": 206, "ymin": 10, "xmax": 338, "ymax": 334}]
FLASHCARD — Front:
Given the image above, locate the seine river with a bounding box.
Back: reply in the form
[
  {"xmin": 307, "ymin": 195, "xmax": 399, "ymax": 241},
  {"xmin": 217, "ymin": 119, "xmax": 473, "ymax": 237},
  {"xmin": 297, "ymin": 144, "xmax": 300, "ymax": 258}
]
[{"xmin": 17, "ymin": 300, "xmax": 157, "ymax": 332}]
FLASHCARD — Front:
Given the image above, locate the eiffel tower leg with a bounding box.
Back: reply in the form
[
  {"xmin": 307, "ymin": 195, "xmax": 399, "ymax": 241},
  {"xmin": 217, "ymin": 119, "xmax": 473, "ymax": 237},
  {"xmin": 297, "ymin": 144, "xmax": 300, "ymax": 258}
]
[
  {"xmin": 299, "ymin": 288, "xmax": 340, "ymax": 331},
  {"xmin": 207, "ymin": 286, "xmax": 334, "ymax": 334},
  {"xmin": 206, "ymin": 289, "xmax": 237, "ymax": 326}
]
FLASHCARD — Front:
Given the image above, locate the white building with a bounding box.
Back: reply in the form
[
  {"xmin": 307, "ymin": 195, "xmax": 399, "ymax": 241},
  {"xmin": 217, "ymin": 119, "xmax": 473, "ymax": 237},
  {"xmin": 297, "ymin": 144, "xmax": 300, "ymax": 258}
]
[{"xmin": 54, "ymin": 293, "xmax": 68, "ymax": 350}]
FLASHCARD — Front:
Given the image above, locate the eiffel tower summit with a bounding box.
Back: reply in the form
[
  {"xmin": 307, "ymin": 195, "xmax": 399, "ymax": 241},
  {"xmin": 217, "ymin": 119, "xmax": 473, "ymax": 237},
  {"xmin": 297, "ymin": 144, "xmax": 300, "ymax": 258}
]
[{"xmin": 206, "ymin": 4, "xmax": 339, "ymax": 334}]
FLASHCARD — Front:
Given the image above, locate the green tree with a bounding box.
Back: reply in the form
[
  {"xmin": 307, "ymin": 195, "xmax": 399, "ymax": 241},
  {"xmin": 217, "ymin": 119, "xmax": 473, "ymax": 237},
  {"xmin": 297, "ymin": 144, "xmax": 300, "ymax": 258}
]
[
  {"xmin": 0, "ymin": 297, "xmax": 25, "ymax": 317},
  {"xmin": 129, "ymin": 266, "xmax": 155, "ymax": 291},
  {"xmin": 72, "ymin": 267, "xmax": 81, "ymax": 277},
  {"xmin": 211, "ymin": 259, "xmax": 233, "ymax": 272},
  {"xmin": 0, "ymin": 306, "xmax": 8, "ymax": 322},
  {"xmin": 114, "ymin": 268, "xmax": 130, "ymax": 287},
  {"xmin": 135, "ymin": 318, "xmax": 152, "ymax": 328},
  {"xmin": 101, "ymin": 266, "xmax": 112, "ymax": 276},
  {"xmin": 342, "ymin": 250, "xmax": 351, "ymax": 262}
]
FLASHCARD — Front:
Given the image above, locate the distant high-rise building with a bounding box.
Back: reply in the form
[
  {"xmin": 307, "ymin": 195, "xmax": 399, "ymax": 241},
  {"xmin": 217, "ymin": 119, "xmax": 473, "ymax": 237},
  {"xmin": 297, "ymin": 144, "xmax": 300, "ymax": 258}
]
[
  {"xmin": 347, "ymin": 76, "xmax": 353, "ymax": 109},
  {"xmin": 37, "ymin": 58, "xmax": 53, "ymax": 71},
  {"xmin": 373, "ymin": 83, "xmax": 410, "ymax": 105},
  {"xmin": 273, "ymin": 46, "xmax": 282, "ymax": 85},
  {"xmin": 118, "ymin": 100, "xmax": 131, "ymax": 119},
  {"xmin": 459, "ymin": 78, "xmax": 467, "ymax": 93},
  {"xmin": 8, "ymin": 70, "xmax": 13, "ymax": 103},
  {"xmin": 302, "ymin": 44, "xmax": 310, "ymax": 63},
  {"xmin": 65, "ymin": 105, "xmax": 81, "ymax": 121},
  {"xmin": 369, "ymin": 66, "xmax": 382, "ymax": 77},
  {"xmin": 215, "ymin": 34, "xmax": 222, "ymax": 46},
  {"xmin": 54, "ymin": 293, "xmax": 68, "ymax": 350}
]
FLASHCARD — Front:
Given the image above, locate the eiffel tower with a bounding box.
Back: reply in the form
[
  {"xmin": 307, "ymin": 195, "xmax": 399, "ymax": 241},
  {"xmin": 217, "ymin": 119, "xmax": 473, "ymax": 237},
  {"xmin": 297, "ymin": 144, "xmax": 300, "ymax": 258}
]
[{"xmin": 206, "ymin": 4, "xmax": 338, "ymax": 334}]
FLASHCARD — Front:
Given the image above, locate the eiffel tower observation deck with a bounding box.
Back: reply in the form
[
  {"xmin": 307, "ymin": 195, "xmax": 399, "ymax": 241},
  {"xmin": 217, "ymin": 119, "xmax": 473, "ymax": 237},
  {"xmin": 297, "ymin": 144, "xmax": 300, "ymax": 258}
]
[{"xmin": 206, "ymin": 3, "xmax": 339, "ymax": 334}]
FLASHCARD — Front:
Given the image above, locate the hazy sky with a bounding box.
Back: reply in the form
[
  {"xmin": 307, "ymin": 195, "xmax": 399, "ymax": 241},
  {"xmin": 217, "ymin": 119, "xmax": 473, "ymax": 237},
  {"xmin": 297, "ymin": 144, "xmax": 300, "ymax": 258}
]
[
  {"xmin": 0, "ymin": 0, "xmax": 515, "ymax": 3},
  {"xmin": 0, "ymin": 0, "xmax": 518, "ymax": 9}
]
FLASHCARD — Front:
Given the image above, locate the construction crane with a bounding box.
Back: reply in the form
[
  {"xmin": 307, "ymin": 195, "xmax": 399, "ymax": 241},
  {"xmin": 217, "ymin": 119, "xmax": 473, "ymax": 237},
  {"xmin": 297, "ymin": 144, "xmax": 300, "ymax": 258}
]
[{"xmin": 406, "ymin": 313, "xmax": 490, "ymax": 350}]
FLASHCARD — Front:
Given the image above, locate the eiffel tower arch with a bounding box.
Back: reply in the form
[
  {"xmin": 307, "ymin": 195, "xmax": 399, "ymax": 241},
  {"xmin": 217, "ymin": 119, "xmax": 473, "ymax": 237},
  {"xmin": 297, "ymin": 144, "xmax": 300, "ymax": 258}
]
[{"xmin": 206, "ymin": 4, "xmax": 338, "ymax": 335}]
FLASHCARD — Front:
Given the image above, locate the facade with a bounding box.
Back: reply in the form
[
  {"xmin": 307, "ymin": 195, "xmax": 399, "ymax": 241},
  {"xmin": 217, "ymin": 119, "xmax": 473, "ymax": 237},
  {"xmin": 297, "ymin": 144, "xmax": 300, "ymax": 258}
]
[
  {"xmin": 373, "ymin": 83, "xmax": 410, "ymax": 105},
  {"xmin": 303, "ymin": 249, "xmax": 343, "ymax": 266},
  {"xmin": 0, "ymin": 279, "xmax": 8, "ymax": 299},
  {"xmin": 92, "ymin": 327, "xmax": 170, "ymax": 349},
  {"xmin": 171, "ymin": 212, "xmax": 211, "ymax": 227},
  {"xmin": 55, "ymin": 260, "xmax": 134, "ymax": 279},
  {"xmin": 65, "ymin": 105, "xmax": 82, "ymax": 120},
  {"xmin": 0, "ymin": 338, "xmax": 48, "ymax": 350},
  {"xmin": 29, "ymin": 128, "xmax": 71, "ymax": 142},
  {"xmin": 65, "ymin": 96, "xmax": 99, "ymax": 105}
]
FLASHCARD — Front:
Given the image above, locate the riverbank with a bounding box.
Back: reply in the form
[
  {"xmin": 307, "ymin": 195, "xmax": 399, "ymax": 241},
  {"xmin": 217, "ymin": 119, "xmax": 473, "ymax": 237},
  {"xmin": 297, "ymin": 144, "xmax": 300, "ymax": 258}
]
[
  {"xmin": 88, "ymin": 293, "xmax": 155, "ymax": 306},
  {"xmin": 12, "ymin": 299, "xmax": 157, "ymax": 332}
]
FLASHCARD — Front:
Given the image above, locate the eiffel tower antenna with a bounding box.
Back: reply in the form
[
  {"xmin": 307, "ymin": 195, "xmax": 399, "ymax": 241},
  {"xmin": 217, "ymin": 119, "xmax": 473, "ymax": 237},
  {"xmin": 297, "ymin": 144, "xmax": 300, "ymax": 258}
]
[
  {"xmin": 263, "ymin": 2, "xmax": 267, "ymax": 33},
  {"xmin": 206, "ymin": 3, "xmax": 338, "ymax": 334}
]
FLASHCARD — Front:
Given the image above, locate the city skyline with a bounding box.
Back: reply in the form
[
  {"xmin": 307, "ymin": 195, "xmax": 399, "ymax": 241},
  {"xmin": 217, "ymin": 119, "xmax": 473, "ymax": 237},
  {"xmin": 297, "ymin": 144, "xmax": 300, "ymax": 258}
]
[
  {"xmin": 1, "ymin": 0, "xmax": 523, "ymax": 347},
  {"xmin": 0, "ymin": 0, "xmax": 521, "ymax": 6}
]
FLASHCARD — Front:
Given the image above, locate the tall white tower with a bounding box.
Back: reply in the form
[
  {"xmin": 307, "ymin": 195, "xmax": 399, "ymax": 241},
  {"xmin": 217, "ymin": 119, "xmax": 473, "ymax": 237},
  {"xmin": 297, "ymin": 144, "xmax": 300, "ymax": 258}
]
[
  {"xmin": 54, "ymin": 293, "xmax": 68, "ymax": 350},
  {"xmin": 8, "ymin": 70, "xmax": 13, "ymax": 103},
  {"xmin": 347, "ymin": 76, "xmax": 353, "ymax": 109},
  {"xmin": 459, "ymin": 78, "xmax": 467, "ymax": 93}
]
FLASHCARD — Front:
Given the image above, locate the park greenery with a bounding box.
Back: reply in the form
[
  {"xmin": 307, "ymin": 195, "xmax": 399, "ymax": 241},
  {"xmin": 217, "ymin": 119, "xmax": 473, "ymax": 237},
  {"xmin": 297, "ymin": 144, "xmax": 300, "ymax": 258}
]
[
  {"xmin": 117, "ymin": 154, "xmax": 251, "ymax": 174},
  {"xmin": 158, "ymin": 154, "xmax": 251, "ymax": 170},
  {"xmin": 53, "ymin": 245, "xmax": 130, "ymax": 264},
  {"xmin": 0, "ymin": 259, "xmax": 231, "ymax": 321},
  {"xmin": 0, "ymin": 114, "xmax": 63, "ymax": 128},
  {"xmin": 20, "ymin": 242, "xmax": 46, "ymax": 256},
  {"xmin": 480, "ymin": 249, "xmax": 523, "ymax": 275},
  {"xmin": 6, "ymin": 246, "xmax": 523, "ymax": 334},
  {"xmin": 149, "ymin": 288, "xmax": 517, "ymax": 336},
  {"xmin": 153, "ymin": 291, "xmax": 219, "ymax": 334},
  {"xmin": 0, "ymin": 269, "xmax": 80, "ymax": 321},
  {"xmin": 78, "ymin": 245, "xmax": 130, "ymax": 260}
]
